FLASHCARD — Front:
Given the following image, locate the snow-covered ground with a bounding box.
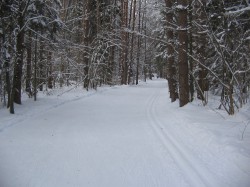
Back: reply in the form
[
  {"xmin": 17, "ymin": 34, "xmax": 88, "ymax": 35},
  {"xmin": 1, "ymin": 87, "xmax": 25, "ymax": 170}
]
[{"xmin": 0, "ymin": 79, "xmax": 249, "ymax": 187}]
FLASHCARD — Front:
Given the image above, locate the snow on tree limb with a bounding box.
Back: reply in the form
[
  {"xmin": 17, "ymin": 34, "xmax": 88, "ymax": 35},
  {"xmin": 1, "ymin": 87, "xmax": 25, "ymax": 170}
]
[{"xmin": 225, "ymin": 6, "xmax": 250, "ymax": 16}]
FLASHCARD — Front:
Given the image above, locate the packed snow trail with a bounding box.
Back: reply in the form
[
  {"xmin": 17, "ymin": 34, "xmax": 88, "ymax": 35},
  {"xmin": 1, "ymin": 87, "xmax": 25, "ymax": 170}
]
[
  {"xmin": 0, "ymin": 79, "xmax": 249, "ymax": 187},
  {"xmin": 146, "ymin": 90, "xmax": 217, "ymax": 187}
]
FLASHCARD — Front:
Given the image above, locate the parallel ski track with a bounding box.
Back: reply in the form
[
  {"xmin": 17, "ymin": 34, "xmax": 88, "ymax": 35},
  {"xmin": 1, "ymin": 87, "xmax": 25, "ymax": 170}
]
[{"xmin": 146, "ymin": 88, "xmax": 220, "ymax": 187}]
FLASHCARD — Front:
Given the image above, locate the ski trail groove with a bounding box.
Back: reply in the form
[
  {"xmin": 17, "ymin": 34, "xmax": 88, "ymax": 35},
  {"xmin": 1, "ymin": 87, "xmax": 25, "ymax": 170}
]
[{"xmin": 146, "ymin": 89, "xmax": 219, "ymax": 187}]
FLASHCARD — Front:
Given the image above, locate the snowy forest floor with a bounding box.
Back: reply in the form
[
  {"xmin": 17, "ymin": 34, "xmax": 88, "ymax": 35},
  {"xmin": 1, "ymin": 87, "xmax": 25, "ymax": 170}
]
[{"xmin": 0, "ymin": 79, "xmax": 250, "ymax": 187}]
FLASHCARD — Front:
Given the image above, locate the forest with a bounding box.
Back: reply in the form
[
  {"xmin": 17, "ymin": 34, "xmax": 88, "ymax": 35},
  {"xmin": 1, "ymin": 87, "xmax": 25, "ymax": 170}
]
[{"xmin": 0, "ymin": 0, "xmax": 249, "ymax": 114}]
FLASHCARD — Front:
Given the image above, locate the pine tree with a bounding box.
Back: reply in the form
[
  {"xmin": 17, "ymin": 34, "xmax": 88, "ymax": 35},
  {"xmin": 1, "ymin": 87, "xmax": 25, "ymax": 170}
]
[
  {"xmin": 165, "ymin": 0, "xmax": 178, "ymax": 102},
  {"xmin": 177, "ymin": 0, "xmax": 189, "ymax": 107}
]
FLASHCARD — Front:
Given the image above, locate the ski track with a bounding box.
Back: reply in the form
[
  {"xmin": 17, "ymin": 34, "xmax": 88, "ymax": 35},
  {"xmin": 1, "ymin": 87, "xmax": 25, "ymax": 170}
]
[
  {"xmin": 146, "ymin": 84, "xmax": 220, "ymax": 187},
  {"xmin": 1, "ymin": 79, "xmax": 247, "ymax": 187},
  {"xmin": 0, "ymin": 80, "xmax": 190, "ymax": 187}
]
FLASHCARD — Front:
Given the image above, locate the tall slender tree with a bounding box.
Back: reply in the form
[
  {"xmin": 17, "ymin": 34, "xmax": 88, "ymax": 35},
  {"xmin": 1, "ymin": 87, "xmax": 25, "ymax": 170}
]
[
  {"xmin": 177, "ymin": 0, "xmax": 189, "ymax": 107},
  {"xmin": 165, "ymin": 0, "xmax": 178, "ymax": 102},
  {"xmin": 120, "ymin": 0, "xmax": 129, "ymax": 85}
]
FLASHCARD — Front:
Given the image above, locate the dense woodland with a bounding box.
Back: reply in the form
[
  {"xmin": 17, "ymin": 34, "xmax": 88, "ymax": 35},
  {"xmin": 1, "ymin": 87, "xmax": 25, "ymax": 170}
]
[{"xmin": 0, "ymin": 0, "xmax": 249, "ymax": 114}]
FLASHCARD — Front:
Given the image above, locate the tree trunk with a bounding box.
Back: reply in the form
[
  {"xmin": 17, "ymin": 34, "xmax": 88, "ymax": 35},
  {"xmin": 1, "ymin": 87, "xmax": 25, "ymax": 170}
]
[
  {"xmin": 39, "ymin": 39, "xmax": 45, "ymax": 91},
  {"xmin": 12, "ymin": 23, "xmax": 25, "ymax": 105},
  {"xmin": 165, "ymin": 0, "xmax": 178, "ymax": 102},
  {"xmin": 26, "ymin": 31, "xmax": 32, "ymax": 97},
  {"xmin": 197, "ymin": 0, "xmax": 208, "ymax": 102},
  {"xmin": 121, "ymin": 0, "xmax": 129, "ymax": 85},
  {"xmin": 4, "ymin": 58, "xmax": 11, "ymax": 109},
  {"xmin": 1, "ymin": 32, "xmax": 11, "ymax": 108},
  {"xmin": 136, "ymin": 0, "xmax": 142, "ymax": 85},
  {"xmin": 60, "ymin": 55, "xmax": 64, "ymax": 88},
  {"xmin": 47, "ymin": 51, "xmax": 53, "ymax": 89},
  {"xmin": 229, "ymin": 83, "xmax": 234, "ymax": 115},
  {"xmin": 177, "ymin": 0, "xmax": 189, "ymax": 107},
  {"xmin": 83, "ymin": 0, "xmax": 94, "ymax": 89},
  {"xmin": 143, "ymin": 0, "xmax": 147, "ymax": 83},
  {"xmin": 128, "ymin": 0, "xmax": 137, "ymax": 84},
  {"xmin": 34, "ymin": 34, "xmax": 38, "ymax": 101},
  {"xmin": 188, "ymin": 0, "xmax": 194, "ymax": 102}
]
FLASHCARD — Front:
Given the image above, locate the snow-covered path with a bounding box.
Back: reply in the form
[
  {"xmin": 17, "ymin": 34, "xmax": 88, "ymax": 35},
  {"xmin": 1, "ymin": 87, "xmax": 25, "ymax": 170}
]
[{"xmin": 0, "ymin": 79, "xmax": 250, "ymax": 187}]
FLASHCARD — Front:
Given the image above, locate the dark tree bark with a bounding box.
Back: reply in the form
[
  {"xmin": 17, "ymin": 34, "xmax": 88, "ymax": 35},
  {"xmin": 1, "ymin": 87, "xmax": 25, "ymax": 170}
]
[
  {"xmin": 4, "ymin": 58, "xmax": 11, "ymax": 108},
  {"xmin": 196, "ymin": 0, "xmax": 208, "ymax": 102},
  {"xmin": 165, "ymin": 0, "xmax": 178, "ymax": 102},
  {"xmin": 39, "ymin": 39, "xmax": 45, "ymax": 91},
  {"xmin": 128, "ymin": 0, "xmax": 137, "ymax": 84},
  {"xmin": 83, "ymin": 0, "xmax": 90, "ymax": 89},
  {"xmin": 26, "ymin": 31, "xmax": 32, "ymax": 97},
  {"xmin": 1, "ymin": 29, "xmax": 11, "ymax": 108},
  {"xmin": 135, "ymin": 0, "xmax": 142, "ymax": 85},
  {"xmin": 83, "ymin": 0, "xmax": 97, "ymax": 89},
  {"xmin": 34, "ymin": 34, "xmax": 38, "ymax": 101},
  {"xmin": 121, "ymin": 0, "xmax": 129, "ymax": 85},
  {"xmin": 12, "ymin": 22, "xmax": 25, "ymax": 105},
  {"xmin": 177, "ymin": 0, "xmax": 189, "ymax": 107},
  {"xmin": 10, "ymin": 0, "xmax": 31, "ymax": 113},
  {"xmin": 188, "ymin": 0, "xmax": 194, "ymax": 102},
  {"xmin": 47, "ymin": 51, "xmax": 53, "ymax": 89}
]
